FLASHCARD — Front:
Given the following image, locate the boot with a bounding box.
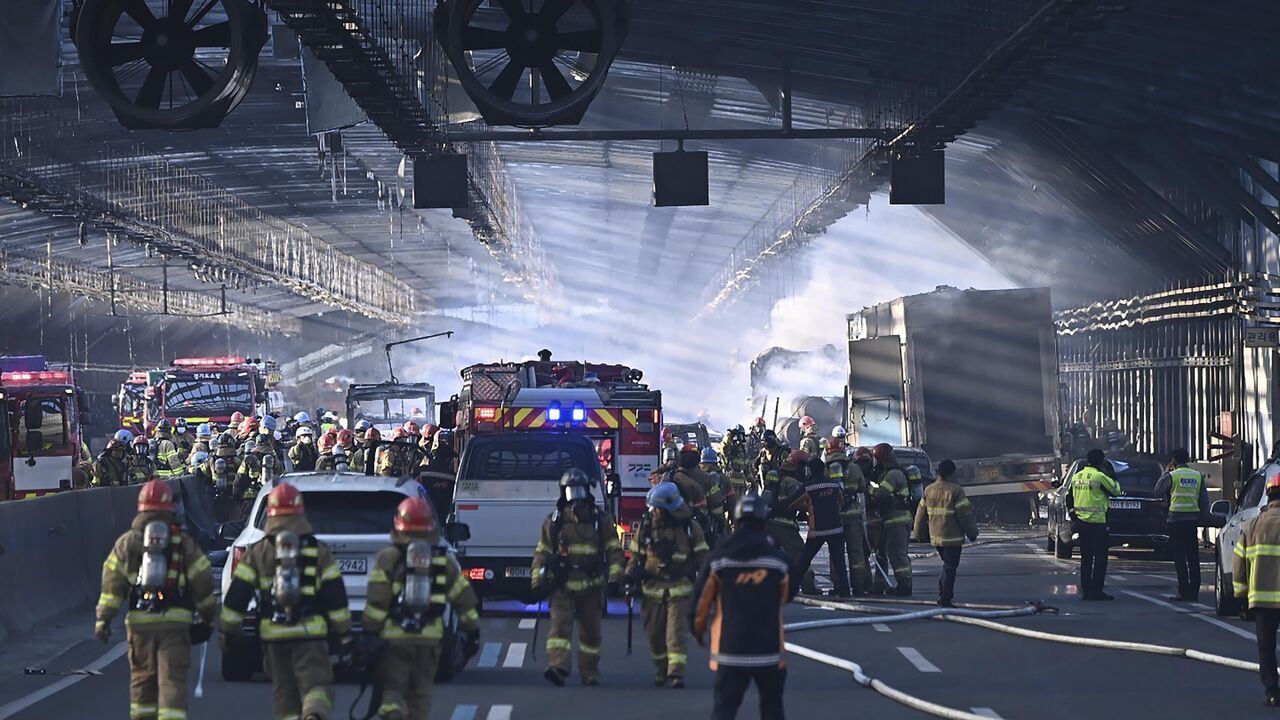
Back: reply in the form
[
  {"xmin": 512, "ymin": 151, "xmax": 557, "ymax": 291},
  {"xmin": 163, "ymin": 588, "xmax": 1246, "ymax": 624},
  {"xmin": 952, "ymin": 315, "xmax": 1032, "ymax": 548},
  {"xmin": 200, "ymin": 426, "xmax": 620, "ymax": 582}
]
[
  {"xmin": 544, "ymin": 667, "xmax": 568, "ymax": 687},
  {"xmin": 668, "ymin": 676, "xmax": 685, "ymax": 689}
]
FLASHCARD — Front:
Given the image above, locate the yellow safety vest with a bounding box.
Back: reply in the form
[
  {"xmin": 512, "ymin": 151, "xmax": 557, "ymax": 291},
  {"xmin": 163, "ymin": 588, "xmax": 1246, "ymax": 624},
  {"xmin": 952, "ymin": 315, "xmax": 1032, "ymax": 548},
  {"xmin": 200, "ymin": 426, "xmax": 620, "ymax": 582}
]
[
  {"xmin": 1070, "ymin": 466, "xmax": 1121, "ymax": 524},
  {"xmin": 1168, "ymin": 466, "xmax": 1203, "ymax": 515}
]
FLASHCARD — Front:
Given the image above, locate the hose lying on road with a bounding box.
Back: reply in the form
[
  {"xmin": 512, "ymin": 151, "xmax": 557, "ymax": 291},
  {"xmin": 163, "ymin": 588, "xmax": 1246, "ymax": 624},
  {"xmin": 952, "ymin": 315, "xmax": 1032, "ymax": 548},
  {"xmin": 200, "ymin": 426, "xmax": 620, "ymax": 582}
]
[
  {"xmin": 795, "ymin": 595, "xmax": 1034, "ymax": 613},
  {"xmin": 786, "ymin": 602, "xmax": 1042, "ymax": 632}
]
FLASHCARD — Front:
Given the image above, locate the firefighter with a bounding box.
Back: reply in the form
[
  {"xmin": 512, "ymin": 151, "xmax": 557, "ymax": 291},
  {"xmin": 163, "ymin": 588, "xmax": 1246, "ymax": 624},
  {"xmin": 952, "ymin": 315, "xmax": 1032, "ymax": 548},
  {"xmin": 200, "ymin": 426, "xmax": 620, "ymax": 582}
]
[
  {"xmin": 364, "ymin": 497, "xmax": 481, "ymax": 719},
  {"xmin": 128, "ymin": 435, "xmax": 157, "ymax": 485},
  {"xmin": 234, "ymin": 418, "xmax": 284, "ymax": 519},
  {"xmin": 152, "ymin": 420, "xmax": 182, "ymax": 478},
  {"xmin": 745, "ymin": 417, "xmax": 767, "ymax": 469},
  {"xmin": 693, "ymin": 492, "xmax": 795, "ymax": 720},
  {"xmin": 210, "ymin": 437, "xmax": 241, "ymax": 522},
  {"xmin": 93, "ymin": 430, "xmax": 133, "ymax": 487},
  {"xmin": 720, "ymin": 426, "xmax": 752, "ymax": 499},
  {"xmin": 422, "ymin": 430, "xmax": 458, "ymax": 520},
  {"xmin": 531, "ymin": 469, "xmax": 624, "ymax": 687},
  {"xmin": 913, "ymin": 459, "xmax": 979, "ymax": 607},
  {"xmin": 1233, "ymin": 472, "xmax": 1280, "ymax": 706},
  {"xmin": 172, "ymin": 418, "xmax": 194, "ymax": 462},
  {"xmin": 188, "ymin": 450, "xmax": 212, "ymax": 487},
  {"xmin": 314, "ymin": 433, "xmax": 339, "ymax": 472},
  {"xmin": 624, "ymin": 482, "xmax": 709, "ymax": 688},
  {"xmin": 698, "ymin": 446, "xmax": 730, "ymax": 535},
  {"xmin": 761, "ymin": 451, "xmax": 817, "ymax": 595},
  {"xmin": 1066, "ymin": 448, "xmax": 1122, "ymax": 601},
  {"xmin": 755, "ymin": 430, "xmax": 788, "ymax": 482},
  {"xmin": 352, "ymin": 427, "xmax": 381, "ymax": 473},
  {"xmin": 870, "ymin": 443, "xmax": 912, "ymax": 596},
  {"xmin": 376, "ymin": 428, "xmax": 413, "ymax": 477},
  {"xmin": 290, "ymin": 426, "xmax": 319, "ymax": 472},
  {"xmin": 1153, "ymin": 447, "xmax": 1209, "ymax": 601},
  {"xmin": 426, "ymin": 429, "xmax": 457, "ymax": 475},
  {"xmin": 661, "ymin": 427, "xmax": 679, "ymax": 464},
  {"xmin": 796, "ymin": 454, "xmax": 851, "ymax": 597},
  {"xmin": 95, "ymin": 480, "xmax": 216, "ymax": 720},
  {"xmin": 193, "ymin": 423, "xmax": 213, "ymax": 455},
  {"xmin": 221, "ymin": 484, "xmax": 353, "ymax": 720},
  {"xmin": 798, "ymin": 416, "xmax": 821, "ymax": 457},
  {"xmin": 833, "ymin": 443, "xmax": 871, "ymax": 595},
  {"xmin": 670, "ymin": 449, "xmax": 711, "ymax": 525},
  {"xmin": 335, "ymin": 429, "xmax": 357, "ymax": 468}
]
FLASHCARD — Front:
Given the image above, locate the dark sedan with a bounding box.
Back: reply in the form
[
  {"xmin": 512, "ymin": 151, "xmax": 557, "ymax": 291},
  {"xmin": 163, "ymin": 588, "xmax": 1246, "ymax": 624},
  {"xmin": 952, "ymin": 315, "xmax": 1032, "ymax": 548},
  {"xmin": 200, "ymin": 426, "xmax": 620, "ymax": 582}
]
[{"xmin": 1046, "ymin": 456, "xmax": 1169, "ymax": 559}]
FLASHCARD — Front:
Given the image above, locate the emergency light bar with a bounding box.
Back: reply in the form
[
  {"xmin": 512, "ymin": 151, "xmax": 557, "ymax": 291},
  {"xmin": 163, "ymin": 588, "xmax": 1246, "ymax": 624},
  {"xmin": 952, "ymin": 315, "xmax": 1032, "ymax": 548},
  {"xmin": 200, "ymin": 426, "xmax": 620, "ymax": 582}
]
[
  {"xmin": 173, "ymin": 356, "xmax": 246, "ymax": 367},
  {"xmin": 2, "ymin": 370, "xmax": 70, "ymax": 384},
  {"xmin": 546, "ymin": 401, "xmax": 587, "ymax": 425},
  {"xmin": 571, "ymin": 402, "xmax": 586, "ymax": 423}
]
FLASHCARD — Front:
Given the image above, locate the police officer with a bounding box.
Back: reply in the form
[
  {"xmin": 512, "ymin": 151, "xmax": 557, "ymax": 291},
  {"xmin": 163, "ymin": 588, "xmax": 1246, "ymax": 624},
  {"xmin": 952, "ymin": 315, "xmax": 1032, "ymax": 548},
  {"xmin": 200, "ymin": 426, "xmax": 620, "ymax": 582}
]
[
  {"xmin": 364, "ymin": 497, "xmax": 481, "ymax": 719},
  {"xmin": 625, "ymin": 482, "xmax": 709, "ymax": 688},
  {"xmin": 1154, "ymin": 448, "xmax": 1209, "ymax": 601},
  {"xmin": 93, "ymin": 430, "xmax": 133, "ymax": 487},
  {"xmin": 290, "ymin": 426, "xmax": 319, "ymax": 472},
  {"xmin": 913, "ymin": 460, "xmax": 979, "ymax": 607},
  {"xmin": 1066, "ymin": 448, "xmax": 1123, "ymax": 601},
  {"xmin": 796, "ymin": 454, "xmax": 851, "ymax": 597},
  {"xmin": 95, "ymin": 480, "xmax": 216, "ymax": 720},
  {"xmin": 531, "ymin": 469, "xmax": 624, "ymax": 687},
  {"xmin": 221, "ymin": 484, "xmax": 353, "ymax": 720},
  {"xmin": 693, "ymin": 492, "xmax": 795, "ymax": 720},
  {"xmin": 831, "ymin": 442, "xmax": 870, "ymax": 595},
  {"xmin": 1234, "ymin": 472, "xmax": 1280, "ymax": 706},
  {"xmin": 870, "ymin": 443, "xmax": 913, "ymax": 596},
  {"xmin": 152, "ymin": 420, "xmax": 182, "ymax": 478}
]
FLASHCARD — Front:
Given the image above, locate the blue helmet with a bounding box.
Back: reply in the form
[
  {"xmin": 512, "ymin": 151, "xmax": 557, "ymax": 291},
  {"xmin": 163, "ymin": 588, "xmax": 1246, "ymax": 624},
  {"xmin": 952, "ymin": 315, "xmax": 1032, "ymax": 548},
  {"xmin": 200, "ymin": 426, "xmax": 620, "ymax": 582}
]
[
  {"xmin": 196, "ymin": 423, "xmax": 212, "ymax": 439},
  {"xmin": 700, "ymin": 446, "xmax": 718, "ymax": 464},
  {"xmin": 354, "ymin": 419, "xmax": 372, "ymax": 432},
  {"xmin": 190, "ymin": 450, "xmax": 210, "ymax": 466},
  {"xmin": 293, "ymin": 411, "xmax": 311, "ymax": 424},
  {"xmin": 646, "ymin": 481, "xmax": 684, "ymax": 512},
  {"xmin": 113, "ymin": 429, "xmax": 134, "ymax": 443},
  {"xmin": 260, "ymin": 415, "xmax": 278, "ymax": 432}
]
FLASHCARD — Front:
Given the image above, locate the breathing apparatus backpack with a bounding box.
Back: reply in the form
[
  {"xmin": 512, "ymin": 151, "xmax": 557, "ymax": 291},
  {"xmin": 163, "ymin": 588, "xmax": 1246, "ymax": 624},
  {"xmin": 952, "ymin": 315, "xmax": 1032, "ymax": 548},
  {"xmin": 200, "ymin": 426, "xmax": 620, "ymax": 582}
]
[
  {"xmin": 131, "ymin": 520, "xmax": 185, "ymax": 612},
  {"xmin": 393, "ymin": 540, "xmax": 447, "ymax": 633}
]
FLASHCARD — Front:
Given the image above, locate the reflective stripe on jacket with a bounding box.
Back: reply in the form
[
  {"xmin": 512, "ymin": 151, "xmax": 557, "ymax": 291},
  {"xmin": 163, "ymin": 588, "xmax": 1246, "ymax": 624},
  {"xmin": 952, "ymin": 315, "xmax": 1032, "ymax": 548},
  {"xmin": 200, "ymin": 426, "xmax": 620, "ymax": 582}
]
[
  {"xmin": 1168, "ymin": 466, "xmax": 1204, "ymax": 515},
  {"xmin": 913, "ymin": 480, "xmax": 979, "ymax": 547},
  {"xmin": 1233, "ymin": 501, "xmax": 1280, "ymax": 608},
  {"xmin": 1070, "ymin": 466, "xmax": 1121, "ymax": 524}
]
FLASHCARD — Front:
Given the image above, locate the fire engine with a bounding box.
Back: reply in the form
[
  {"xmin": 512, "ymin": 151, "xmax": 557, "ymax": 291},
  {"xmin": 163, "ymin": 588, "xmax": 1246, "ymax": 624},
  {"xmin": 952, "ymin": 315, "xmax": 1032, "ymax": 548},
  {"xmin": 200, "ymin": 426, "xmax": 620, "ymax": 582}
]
[
  {"xmin": 118, "ymin": 356, "xmax": 281, "ymax": 433},
  {"xmin": 0, "ymin": 356, "xmax": 90, "ymax": 500},
  {"xmin": 444, "ymin": 358, "xmax": 662, "ymax": 531}
]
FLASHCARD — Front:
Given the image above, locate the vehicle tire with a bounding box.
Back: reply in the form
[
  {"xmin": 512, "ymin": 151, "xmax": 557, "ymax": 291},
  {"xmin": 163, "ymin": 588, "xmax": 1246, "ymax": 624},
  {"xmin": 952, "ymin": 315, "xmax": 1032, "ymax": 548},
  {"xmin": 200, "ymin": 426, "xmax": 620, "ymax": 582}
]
[
  {"xmin": 1055, "ymin": 538, "xmax": 1072, "ymax": 559},
  {"xmin": 220, "ymin": 639, "xmax": 255, "ymax": 682},
  {"xmin": 1215, "ymin": 554, "xmax": 1241, "ymax": 618}
]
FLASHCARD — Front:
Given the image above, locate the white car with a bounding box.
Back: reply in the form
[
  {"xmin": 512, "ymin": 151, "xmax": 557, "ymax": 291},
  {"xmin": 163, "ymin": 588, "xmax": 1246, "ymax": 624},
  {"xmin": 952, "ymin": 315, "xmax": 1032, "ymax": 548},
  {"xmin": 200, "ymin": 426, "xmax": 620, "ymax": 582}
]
[
  {"xmin": 218, "ymin": 472, "xmax": 471, "ymax": 682},
  {"xmin": 1211, "ymin": 461, "xmax": 1275, "ymax": 616}
]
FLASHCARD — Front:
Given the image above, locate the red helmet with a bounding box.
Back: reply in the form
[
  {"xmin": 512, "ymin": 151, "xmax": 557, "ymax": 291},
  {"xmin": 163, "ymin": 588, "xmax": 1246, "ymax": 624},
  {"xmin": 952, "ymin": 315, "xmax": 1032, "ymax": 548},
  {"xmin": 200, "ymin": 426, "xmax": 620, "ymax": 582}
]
[
  {"xmin": 1268, "ymin": 472, "xmax": 1280, "ymax": 495},
  {"xmin": 364, "ymin": 427, "xmax": 382, "ymax": 442},
  {"xmin": 336, "ymin": 429, "xmax": 354, "ymax": 446},
  {"xmin": 800, "ymin": 415, "xmax": 816, "ymax": 429},
  {"xmin": 403, "ymin": 421, "xmax": 421, "ymax": 436},
  {"xmin": 752, "ymin": 417, "xmax": 766, "ymax": 428},
  {"xmin": 137, "ymin": 480, "xmax": 175, "ymax": 513},
  {"xmin": 132, "ymin": 435, "xmax": 149, "ymax": 447},
  {"xmin": 853, "ymin": 446, "xmax": 872, "ymax": 462},
  {"xmin": 422, "ymin": 423, "xmax": 438, "ymax": 437},
  {"xmin": 872, "ymin": 443, "xmax": 895, "ymax": 463},
  {"xmin": 391, "ymin": 427, "xmax": 409, "ymax": 441},
  {"xmin": 787, "ymin": 450, "xmax": 810, "ymax": 466},
  {"xmin": 317, "ymin": 434, "xmax": 335, "ymax": 452},
  {"xmin": 241, "ymin": 417, "xmax": 258, "ymax": 435},
  {"xmin": 683, "ymin": 443, "xmax": 698, "ymax": 453},
  {"xmin": 267, "ymin": 483, "xmax": 305, "ymax": 517},
  {"xmin": 393, "ymin": 496, "xmax": 436, "ymax": 534},
  {"xmin": 662, "ymin": 427, "xmax": 674, "ymax": 442},
  {"xmin": 230, "ymin": 411, "xmax": 245, "ymax": 424}
]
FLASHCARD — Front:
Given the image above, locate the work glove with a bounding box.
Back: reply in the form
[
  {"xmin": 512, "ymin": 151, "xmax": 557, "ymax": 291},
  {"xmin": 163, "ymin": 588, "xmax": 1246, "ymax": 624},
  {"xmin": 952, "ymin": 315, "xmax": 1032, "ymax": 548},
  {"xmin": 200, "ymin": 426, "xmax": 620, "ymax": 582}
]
[
  {"xmin": 93, "ymin": 620, "xmax": 111, "ymax": 644},
  {"xmin": 463, "ymin": 628, "xmax": 481, "ymax": 659},
  {"xmin": 189, "ymin": 622, "xmax": 213, "ymax": 645}
]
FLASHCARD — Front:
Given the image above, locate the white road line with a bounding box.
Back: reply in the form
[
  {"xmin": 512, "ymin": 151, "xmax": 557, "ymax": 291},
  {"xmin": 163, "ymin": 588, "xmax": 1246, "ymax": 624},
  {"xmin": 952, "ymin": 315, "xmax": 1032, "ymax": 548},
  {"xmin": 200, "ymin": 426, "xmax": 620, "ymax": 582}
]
[
  {"xmin": 487, "ymin": 706, "xmax": 514, "ymax": 720},
  {"xmin": 897, "ymin": 647, "xmax": 941, "ymax": 673},
  {"xmin": 971, "ymin": 709, "xmax": 1003, "ymax": 719},
  {"xmin": 518, "ymin": 618, "xmax": 537, "ymax": 630},
  {"xmin": 1110, "ymin": 574, "xmax": 1127, "ymax": 582},
  {"xmin": 1023, "ymin": 543, "xmax": 1042, "ymax": 553},
  {"xmin": 503, "ymin": 642, "xmax": 527, "ymax": 668},
  {"xmin": 0, "ymin": 641, "xmax": 127, "ymax": 720},
  {"xmin": 450, "ymin": 706, "xmax": 479, "ymax": 720},
  {"xmin": 1122, "ymin": 590, "xmax": 1255, "ymax": 640},
  {"xmin": 477, "ymin": 642, "xmax": 503, "ymax": 668},
  {"xmin": 872, "ymin": 623, "xmax": 892, "ymax": 633}
]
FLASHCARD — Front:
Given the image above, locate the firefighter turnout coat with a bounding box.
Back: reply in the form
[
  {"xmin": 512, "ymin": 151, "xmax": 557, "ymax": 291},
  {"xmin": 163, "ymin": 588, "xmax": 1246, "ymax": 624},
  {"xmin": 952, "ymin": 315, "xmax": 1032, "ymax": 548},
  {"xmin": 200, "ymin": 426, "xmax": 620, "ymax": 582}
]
[
  {"xmin": 1233, "ymin": 500, "xmax": 1280, "ymax": 608},
  {"xmin": 913, "ymin": 478, "xmax": 979, "ymax": 546}
]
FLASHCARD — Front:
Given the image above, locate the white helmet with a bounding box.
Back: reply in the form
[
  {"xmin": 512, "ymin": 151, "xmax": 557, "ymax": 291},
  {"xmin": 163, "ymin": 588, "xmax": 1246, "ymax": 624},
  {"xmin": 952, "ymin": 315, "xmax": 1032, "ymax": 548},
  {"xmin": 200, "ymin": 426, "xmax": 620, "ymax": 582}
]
[
  {"xmin": 293, "ymin": 411, "xmax": 311, "ymax": 424},
  {"xmin": 296, "ymin": 426, "xmax": 314, "ymax": 439},
  {"xmin": 322, "ymin": 411, "xmax": 337, "ymax": 422},
  {"xmin": 832, "ymin": 425, "xmax": 847, "ymax": 438}
]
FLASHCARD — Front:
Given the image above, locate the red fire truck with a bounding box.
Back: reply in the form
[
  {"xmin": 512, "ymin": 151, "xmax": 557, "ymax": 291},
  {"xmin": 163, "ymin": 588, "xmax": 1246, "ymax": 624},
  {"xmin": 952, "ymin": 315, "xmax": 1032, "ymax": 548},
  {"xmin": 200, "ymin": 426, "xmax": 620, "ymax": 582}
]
[
  {"xmin": 117, "ymin": 356, "xmax": 280, "ymax": 433},
  {"xmin": 1, "ymin": 356, "xmax": 91, "ymax": 500},
  {"xmin": 446, "ymin": 359, "xmax": 662, "ymax": 529}
]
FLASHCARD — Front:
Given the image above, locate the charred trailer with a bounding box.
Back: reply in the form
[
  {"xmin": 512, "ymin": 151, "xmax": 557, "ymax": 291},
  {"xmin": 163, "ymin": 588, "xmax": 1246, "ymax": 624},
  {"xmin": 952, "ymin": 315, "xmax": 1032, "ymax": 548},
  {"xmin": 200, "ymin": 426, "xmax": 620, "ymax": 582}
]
[{"xmin": 846, "ymin": 287, "xmax": 1061, "ymax": 523}]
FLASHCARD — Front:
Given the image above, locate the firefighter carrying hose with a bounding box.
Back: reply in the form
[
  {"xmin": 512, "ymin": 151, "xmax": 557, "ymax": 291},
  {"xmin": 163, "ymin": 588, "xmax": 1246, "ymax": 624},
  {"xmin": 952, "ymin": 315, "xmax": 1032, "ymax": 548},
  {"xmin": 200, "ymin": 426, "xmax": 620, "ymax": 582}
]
[
  {"xmin": 531, "ymin": 469, "xmax": 624, "ymax": 687},
  {"xmin": 95, "ymin": 480, "xmax": 216, "ymax": 720},
  {"xmin": 363, "ymin": 497, "xmax": 481, "ymax": 719},
  {"xmin": 221, "ymin": 484, "xmax": 353, "ymax": 720},
  {"xmin": 625, "ymin": 481, "xmax": 709, "ymax": 688}
]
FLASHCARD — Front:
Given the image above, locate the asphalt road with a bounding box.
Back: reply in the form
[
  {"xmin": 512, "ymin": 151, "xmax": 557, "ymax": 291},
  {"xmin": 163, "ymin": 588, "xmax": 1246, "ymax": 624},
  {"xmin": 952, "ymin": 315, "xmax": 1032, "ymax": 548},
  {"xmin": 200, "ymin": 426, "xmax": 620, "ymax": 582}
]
[{"xmin": 1, "ymin": 528, "xmax": 1270, "ymax": 720}]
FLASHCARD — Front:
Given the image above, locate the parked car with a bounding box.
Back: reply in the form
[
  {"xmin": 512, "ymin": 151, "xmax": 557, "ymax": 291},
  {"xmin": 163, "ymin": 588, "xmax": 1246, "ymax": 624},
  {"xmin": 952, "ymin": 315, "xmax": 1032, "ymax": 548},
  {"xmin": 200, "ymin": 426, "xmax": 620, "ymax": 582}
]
[
  {"xmin": 1046, "ymin": 456, "xmax": 1170, "ymax": 559},
  {"xmin": 217, "ymin": 472, "xmax": 471, "ymax": 683},
  {"xmin": 1211, "ymin": 462, "xmax": 1273, "ymax": 616}
]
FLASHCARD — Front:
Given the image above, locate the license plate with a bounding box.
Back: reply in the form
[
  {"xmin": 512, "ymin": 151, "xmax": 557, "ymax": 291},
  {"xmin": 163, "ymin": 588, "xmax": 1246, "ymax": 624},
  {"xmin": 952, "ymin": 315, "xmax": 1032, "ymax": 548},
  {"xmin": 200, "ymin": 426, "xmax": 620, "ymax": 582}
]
[
  {"xmin": 337, "ymin": 557, "xmax": 368, "ymax": 575},
  {"xmin": 976, "ymin": 466, "xmax": 1001, "ymax": 482},
  {"xmin": 504, "ymin": 566, "xmax": 531, "ymax": 578},
  {"xmin": 1111, "ymin": 500, "xmax": 1141, "ymax": 510}
]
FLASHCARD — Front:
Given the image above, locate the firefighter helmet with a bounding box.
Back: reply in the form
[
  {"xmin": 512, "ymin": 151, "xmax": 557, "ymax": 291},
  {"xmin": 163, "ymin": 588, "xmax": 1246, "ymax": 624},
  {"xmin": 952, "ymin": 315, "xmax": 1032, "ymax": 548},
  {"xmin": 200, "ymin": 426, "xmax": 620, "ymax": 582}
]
[
  {"xmin": 293, "ymin": 411, "xmax": 312, "ymax": 424},
  {"xmin": 393, "ymin": 496, "xmax": 436, "ymax": 534},
  {"xmin": 131, "ymin": 435, "xmax": 149, "ymax": 448},
  {"xmin": 787, "ymin": 450, "xmax": 810, "ymax": 466},
  {"xmin": 354, "ymin": 419, "xmax": 371, "ymax": 432},
  {"xmin": 267, "ymin": 483, "xmax": 305, "ymax": 517},
  {"xmin": 700, "ymin": 446, "xmax": 718, "ymax": 464},
  {"xmin": 872, "ymin": 443, "xmax": 895, "ymax": 463},
  {"xmin": 853, "ymin": 446, "xmax": 873, "ymax": 462},
  {"xmin": 114, "ymin": 429, "xmax": 134, "ymax": 443},
  {"xmin": 832, "ymin": 425, "xmax": 847, "ymax": 438},
  {"xmin": 799, "ymin": 415, "xmax": 816, "ymax": 430},
  {"xmin": 260, "ymin": 415, "xmax": 277, "ymax": 433},
  {"xmin": 317, "ymin": 434, "xmax": 335, "ymax": 452},
  {"xmin": 191, "ymin": 450, "xmax": 210, "ymax": 466},
  {"xmin": 296, "ymin": 426, "xmax": 314, "ymax": 439},
  {"xmin": 646, "ymin": 481, "xmax": 684, "ymax": 511},
  {"xmin": 364, "ymin": 427, "xmax": 382, "ymax": 442},
  {"xmin": 763, "ymin": 429, "xmax": 779, "ymax": 446},
  {"xmin": 174, "ymin": 418, "xmax": 188, "ymax": 432},
  {"xmin": 752, "ymin": 417, "xmax": 766, "ymax": 428},
  {"xmin": 391, "ymin": 427, "xmax": 410, "ymax": 442},
  {"xmin": 662, "ymin": 427, "xmax": 674, "ymax": 443},
  {"xmin": 137, "ymin": 480, "xmax": 176, "ymax": 513},
  {"xmin": 403, "ymin": 421, "xmax": 421, "ymax": 436},
  {"xmin": 336, "ymin": 429, "xmax": 354, "ymax": 446},
  {"xmin": 560, "ymin": 468, "xmax": 592, "ymax": 502},
  {"xmin": 196, "ymin": 423, "xmax": 212, "ymax": 439},
  {"xmin": 155, "ymin": 419, "xmax": 172, "ymax": 433},
  {"xmin": 423, "ymin": 423, "xmax": 438, "ymax": 437},
  {"xmin": 734, "ymin": 492, "xmax": 769, "ymax": 522},
  {"xmin": 230, "ymin": 411, "xmax": 245, "ymax": 424}
]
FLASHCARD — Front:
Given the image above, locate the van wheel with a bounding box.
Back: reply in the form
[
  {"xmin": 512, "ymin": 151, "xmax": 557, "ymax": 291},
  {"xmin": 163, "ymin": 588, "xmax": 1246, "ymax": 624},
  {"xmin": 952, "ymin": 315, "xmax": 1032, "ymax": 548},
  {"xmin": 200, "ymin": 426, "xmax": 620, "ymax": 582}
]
[{"xmin": 1216, "ymin": 555, "xmax": 1241, "ymax": 617}]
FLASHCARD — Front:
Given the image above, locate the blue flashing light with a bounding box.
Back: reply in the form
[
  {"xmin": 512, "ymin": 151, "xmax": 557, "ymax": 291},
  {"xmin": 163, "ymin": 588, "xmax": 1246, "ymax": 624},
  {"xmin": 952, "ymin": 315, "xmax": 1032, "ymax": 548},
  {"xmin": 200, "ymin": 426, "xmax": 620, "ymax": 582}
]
[
  {"xmin": 571, "ymin": 402, "xmax": 586, "ymax": 423},
  {"xmin": 547, "ymin": 401, "xmax": 562, "ymax": 422}
]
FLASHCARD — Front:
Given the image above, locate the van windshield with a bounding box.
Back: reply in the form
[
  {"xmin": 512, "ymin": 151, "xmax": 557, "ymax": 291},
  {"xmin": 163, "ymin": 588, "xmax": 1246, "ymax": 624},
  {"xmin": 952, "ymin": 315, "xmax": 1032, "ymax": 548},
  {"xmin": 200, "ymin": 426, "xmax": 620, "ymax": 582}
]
[
  {"xmin": 255, "ymin": 490, "xmax": 406, "ymax": 534},
  {"xmin": 464, "ymin": 438, "xmax": 599, "ymax": 482}
]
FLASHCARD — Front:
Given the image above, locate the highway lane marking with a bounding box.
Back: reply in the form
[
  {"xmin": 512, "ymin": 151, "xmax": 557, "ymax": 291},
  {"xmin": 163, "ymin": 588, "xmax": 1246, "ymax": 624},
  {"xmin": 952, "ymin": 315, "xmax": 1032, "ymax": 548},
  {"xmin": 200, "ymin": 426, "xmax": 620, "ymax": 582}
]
[
  {"xmin": 1109, "ymin": 574, "xmax": 1127, "ymax": 582},
  {"xmin": 1122, "ymin": 590, "xmax": 1254, "ymax": 640},
  {"xmin": 897, "ymin": 647, "xmax": 941, "ymax": 673},
  {"xmin": 450, "ymin": 705, "xmax": 479, "ymax": 720},
  {"xmin": 503, "ymin": 642, "xmax": 527, "ymax": 668},
  {"xmin": 518, "ymin": 618, "xmax": 537, "ymax": 630},
  {"xmin": 873, "ymin": 623, "xmax": 892, "ymax": 632},
  {"xmin": 971, "ymin": 709, "xmax": 1003, "ymax": 719},
  {"xmin": 487, "ymin": 706, "xmax": 514, "ymax": 720},
  {"xmin": 477, "ymin": 642, "xmax": 503, "ymax": 668},
  {"xmin": 0, "ymin": 641, "xmax": 127, "ymax": 720}
]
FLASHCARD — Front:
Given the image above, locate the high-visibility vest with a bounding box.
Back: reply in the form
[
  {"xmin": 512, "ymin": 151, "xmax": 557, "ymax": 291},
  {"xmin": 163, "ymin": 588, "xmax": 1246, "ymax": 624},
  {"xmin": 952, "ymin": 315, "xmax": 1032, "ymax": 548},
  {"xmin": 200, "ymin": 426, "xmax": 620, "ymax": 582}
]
[
  {"xmin": 1168, "ymin": 466, "xmax": 1204, "ymax": 515},
  {"xmin": 1070, "ymin": 466, "xmax": 1121, "ymax": 524}
]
